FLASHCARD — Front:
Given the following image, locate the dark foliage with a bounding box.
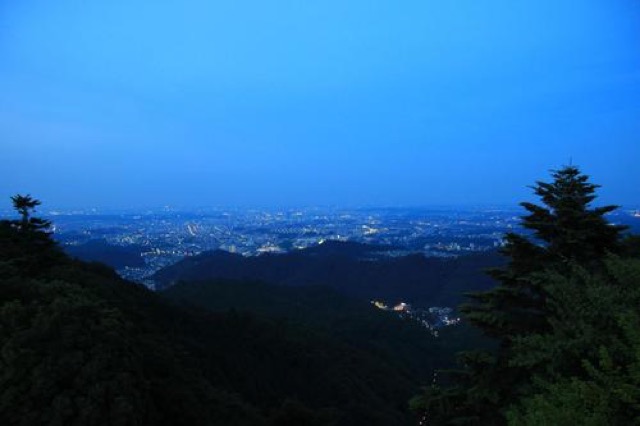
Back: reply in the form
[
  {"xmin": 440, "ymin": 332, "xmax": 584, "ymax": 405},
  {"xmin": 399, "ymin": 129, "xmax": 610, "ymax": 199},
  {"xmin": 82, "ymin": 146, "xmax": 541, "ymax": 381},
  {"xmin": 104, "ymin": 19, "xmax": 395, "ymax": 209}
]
[
  {"xmin": 505, "ymin": 258, "xmax": 640, "ymax": 425},
  {"xmin": 163, "ymin": 279, "xmax": 491, "ymax": 385},
  {"xmin": 412, "ymin": 166, "xmax": 637, "ymax": 425}
]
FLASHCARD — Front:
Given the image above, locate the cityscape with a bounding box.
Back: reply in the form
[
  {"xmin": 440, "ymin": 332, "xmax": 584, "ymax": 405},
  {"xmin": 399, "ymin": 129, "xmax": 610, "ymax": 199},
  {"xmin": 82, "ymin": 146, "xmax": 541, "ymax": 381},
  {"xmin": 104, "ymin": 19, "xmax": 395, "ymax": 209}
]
[
  {"xmin": 20, "ymin": 206, "xmax": 637, "ymax": 285},
  {"xmin": 26, "ymin": 205, "xmax": 632, "ymax": 334}
]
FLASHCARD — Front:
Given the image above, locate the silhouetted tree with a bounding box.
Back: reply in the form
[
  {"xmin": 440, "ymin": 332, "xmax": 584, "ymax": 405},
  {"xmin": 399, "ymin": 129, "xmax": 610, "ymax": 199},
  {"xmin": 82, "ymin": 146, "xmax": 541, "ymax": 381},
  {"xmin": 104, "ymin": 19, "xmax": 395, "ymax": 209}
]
[
  {"xmin": 413, "ymin": 166, "xmax": 630, "ymax": 425},
  {"xmin": 11, "ymin": 194, "xmax": 40, "ymax": 224},
  {"xmin": 1, "ymin": 194, "xmax": 58, "ymax": 276},
  {"xmin": 465, "ymin": 166, "xmax": 626, "ymax": 338},
  {"xmin": 9, "ymin": 194, "xmax": 51, "ymax": 233}
]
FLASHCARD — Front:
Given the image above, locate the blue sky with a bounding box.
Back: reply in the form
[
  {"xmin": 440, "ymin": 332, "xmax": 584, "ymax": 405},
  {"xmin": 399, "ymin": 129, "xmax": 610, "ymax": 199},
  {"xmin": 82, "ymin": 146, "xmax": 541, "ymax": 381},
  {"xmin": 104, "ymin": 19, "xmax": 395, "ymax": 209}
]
[{"xmin": 1, "ymin": 0, "xmax": 639, "ymax": 208}]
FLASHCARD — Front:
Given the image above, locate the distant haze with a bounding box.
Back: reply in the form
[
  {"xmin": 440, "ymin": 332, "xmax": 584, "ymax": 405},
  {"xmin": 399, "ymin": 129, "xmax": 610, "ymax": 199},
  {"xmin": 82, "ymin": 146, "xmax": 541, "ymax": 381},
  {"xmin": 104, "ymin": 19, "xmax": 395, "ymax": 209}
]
[{"xmin": 1, "ymin": 0, "xmax": 639, "ymax": 209}]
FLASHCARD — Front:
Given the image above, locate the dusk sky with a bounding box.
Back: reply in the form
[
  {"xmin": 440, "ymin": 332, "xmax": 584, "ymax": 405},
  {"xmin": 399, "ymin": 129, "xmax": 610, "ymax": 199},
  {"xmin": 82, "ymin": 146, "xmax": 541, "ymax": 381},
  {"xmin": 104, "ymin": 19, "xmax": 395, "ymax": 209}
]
[{"xmin": 1, "ymin": 0, "xmax": 639, "ymax": 209}]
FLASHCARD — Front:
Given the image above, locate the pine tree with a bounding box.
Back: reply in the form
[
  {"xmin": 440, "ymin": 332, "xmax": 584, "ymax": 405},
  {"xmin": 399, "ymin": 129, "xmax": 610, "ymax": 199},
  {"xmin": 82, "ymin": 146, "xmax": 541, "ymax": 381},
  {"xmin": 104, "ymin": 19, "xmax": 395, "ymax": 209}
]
[
  {"xmin": 413, "ymin": 166, "xmax": 629, "ymax": 425},
  {"xmin": 506, "ymin": 257, "xmax": 640, "ymax": 425},
  {"xmin": 1, "ymin": 194, "xmax": 59, "ymax": 276},
  {"xmin": 464, "ymin": 166, "xmax": 626, "ymax": 338},
  {"xmin": 9, "ymin": 194, "xmax": 51, "ymax": 233}
]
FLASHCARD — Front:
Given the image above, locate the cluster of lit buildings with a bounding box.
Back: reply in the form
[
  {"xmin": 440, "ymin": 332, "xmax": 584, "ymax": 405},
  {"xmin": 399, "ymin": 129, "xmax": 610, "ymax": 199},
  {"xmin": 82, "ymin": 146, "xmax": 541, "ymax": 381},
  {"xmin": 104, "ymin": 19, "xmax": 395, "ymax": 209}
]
[
  {"xmin": 39, "ymin": 206, "xmax": 640, "ymax": 285},
  {"xmin": 371, "ymin": 300, "xmax": 461, "ymax": 333}
]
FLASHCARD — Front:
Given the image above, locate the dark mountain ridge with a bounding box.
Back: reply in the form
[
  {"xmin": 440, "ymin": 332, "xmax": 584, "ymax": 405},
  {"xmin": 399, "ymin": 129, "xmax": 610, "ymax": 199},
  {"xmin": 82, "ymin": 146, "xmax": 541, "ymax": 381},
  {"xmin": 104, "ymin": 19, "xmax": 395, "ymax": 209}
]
[
  {"xmin": 2, "ymin": 216, "xmax": 462, "ymax": 426},
  {"xmin": 153, "ymin": 240, "xmax": 502, "ymax": 306},
  {"xmin": 64, "ymin": 238, "xmax": 145, "ymax": 268}
]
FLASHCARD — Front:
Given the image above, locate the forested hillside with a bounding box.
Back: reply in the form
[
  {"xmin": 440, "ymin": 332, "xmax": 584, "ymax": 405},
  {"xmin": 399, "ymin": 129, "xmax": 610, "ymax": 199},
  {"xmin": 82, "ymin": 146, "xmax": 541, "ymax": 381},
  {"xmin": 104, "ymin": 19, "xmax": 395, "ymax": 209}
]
[
  {"xmin": 163, "ymin": 279, "xmax": 492, "ymax": 383},
  {"xmin": 0, "ymin": 196, "xmax": 465, "ymax": 426}
]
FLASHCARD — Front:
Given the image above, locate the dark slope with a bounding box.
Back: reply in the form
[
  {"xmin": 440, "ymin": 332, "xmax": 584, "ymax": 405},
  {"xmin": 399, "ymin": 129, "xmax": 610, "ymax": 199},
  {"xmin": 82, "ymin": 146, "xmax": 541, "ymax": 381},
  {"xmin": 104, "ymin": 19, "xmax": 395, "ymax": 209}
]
[
  {"xmin": 64, "ymin": 238, "xmax": 145, "ymax": 268},
  {"xmin": 163, "ymin": 279, "xmax": 460, "ymax": 381},
  {"xmin": 153, "ymin": 240, "xmax": 502, "ymax": 306},
  {"xmin": 1, "ymin": 225, "xmax": 425, "ymax": 426}
]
